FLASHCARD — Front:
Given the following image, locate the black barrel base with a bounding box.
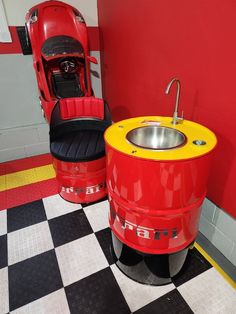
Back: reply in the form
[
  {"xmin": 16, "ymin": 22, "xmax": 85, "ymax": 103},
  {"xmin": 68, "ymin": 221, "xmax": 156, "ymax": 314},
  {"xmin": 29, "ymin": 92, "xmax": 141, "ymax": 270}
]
[{"xmin": 111, "ymin": 232, "xmax": 191, "ymax": 286}]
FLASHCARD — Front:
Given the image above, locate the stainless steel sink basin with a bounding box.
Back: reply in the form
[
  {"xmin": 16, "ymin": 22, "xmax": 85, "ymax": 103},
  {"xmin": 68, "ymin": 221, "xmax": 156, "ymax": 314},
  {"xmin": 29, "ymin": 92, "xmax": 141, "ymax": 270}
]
[{"xmin": 126, "ymin": 126, "xmax": 186, "ymax": 150}]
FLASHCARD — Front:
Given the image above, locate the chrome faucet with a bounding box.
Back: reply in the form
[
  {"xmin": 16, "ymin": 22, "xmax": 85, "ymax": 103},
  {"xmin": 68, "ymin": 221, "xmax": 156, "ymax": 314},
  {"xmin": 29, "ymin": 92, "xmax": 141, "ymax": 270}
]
[{"xmin": 165, "ymin": 78, "xmax": 183, "ymax": 125}]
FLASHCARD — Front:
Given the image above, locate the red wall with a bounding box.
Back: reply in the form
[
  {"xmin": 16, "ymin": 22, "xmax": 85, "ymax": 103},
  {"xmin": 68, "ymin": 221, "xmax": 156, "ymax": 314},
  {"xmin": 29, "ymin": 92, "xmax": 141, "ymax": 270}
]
[{"xmin": 98, "ymin": 0, "xmax": 236, "ymax": 218}]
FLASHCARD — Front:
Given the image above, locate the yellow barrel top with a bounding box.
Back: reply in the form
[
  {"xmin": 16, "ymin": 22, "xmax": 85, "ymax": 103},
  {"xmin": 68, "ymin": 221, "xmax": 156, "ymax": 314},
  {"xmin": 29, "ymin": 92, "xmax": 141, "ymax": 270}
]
[{"xmin": 104, "ymin": 116, "xmax": 217, "ymax": 161}]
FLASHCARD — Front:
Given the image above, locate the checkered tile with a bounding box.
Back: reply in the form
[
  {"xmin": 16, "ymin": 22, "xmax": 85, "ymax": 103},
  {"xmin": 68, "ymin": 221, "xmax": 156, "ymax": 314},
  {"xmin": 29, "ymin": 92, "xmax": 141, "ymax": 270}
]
[{"xmin": 0, "ymin": 194, "xmax": 235, "ymax": 314}]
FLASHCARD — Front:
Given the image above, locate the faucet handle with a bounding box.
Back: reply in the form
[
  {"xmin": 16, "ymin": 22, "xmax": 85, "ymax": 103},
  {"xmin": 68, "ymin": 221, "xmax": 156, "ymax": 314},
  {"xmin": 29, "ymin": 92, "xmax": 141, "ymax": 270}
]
[{"xmin": 176, "ymin": 111, "xmax": 184, "ymax": 124}]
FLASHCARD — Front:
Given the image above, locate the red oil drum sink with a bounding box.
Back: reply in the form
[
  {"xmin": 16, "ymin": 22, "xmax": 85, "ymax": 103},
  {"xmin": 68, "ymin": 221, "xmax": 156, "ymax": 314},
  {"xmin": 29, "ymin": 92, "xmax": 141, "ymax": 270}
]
[{"xmin": 105, "ymin": 116, "xmax": 217, "ymax": 285}]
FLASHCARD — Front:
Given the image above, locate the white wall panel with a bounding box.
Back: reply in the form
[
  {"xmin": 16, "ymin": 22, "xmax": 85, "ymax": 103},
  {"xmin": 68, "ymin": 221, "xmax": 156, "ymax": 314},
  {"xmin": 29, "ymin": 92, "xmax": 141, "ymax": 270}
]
[
  {"xmin": 90, "ymin": 51, "xmax": 102, "ymax": 98},
  {"xmin": 0, "ymin": 0, "xmax": 12, "ymax": 42},
  {"xmin": 0, "ymin": 54, "xmax": 44, "ymax": 130},
  {"xmin": 3, "ymin": 0, "xmax": 98, "ymax": 26}
]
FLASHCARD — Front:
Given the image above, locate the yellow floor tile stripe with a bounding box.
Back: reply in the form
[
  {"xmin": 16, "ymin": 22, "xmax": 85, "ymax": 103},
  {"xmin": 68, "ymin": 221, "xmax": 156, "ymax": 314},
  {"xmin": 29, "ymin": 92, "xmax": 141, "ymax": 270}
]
[
  {"xmin": 0, "ymin": 165, "xmax": 55, "ymax": 192},
  {"xmin": 195, "ymin": 242, "xmax": 236, "ymax": 290}
]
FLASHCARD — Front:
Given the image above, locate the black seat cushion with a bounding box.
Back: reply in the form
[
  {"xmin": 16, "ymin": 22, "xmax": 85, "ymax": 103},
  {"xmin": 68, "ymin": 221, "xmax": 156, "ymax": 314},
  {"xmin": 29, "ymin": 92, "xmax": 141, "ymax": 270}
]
[
  {"xmin": 50, "ymin": 129, "xmax": 105, "ymax": 162},
  {"xmin": 52, "ymin": 73, "xmax": 84, "ymax": 98}
]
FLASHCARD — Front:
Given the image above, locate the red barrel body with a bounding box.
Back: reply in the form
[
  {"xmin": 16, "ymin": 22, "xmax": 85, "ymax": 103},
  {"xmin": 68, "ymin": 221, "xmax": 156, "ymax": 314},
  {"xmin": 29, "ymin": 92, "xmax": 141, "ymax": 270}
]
[
  {"xmin": 106, "ymin": 145, "xmax": 214, "ymax": 254},
  {"xmin": 53, "ymin": 157, "xmax": 107, "ymax": 203}
]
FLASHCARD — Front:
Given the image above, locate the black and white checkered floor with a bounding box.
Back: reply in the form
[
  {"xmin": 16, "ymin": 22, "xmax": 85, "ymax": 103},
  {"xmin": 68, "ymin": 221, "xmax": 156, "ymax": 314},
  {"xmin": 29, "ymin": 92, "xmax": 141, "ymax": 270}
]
[{"xmin": 0, "ymin": 195, "xmax": 235, "ymax": 314}]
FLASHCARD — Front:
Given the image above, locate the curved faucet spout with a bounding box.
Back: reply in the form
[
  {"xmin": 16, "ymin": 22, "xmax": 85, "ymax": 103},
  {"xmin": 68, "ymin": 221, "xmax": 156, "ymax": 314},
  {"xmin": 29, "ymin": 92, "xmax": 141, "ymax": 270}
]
[{"xmin": 165, "ymin": 78, "xmax": 182, "ymax": 125}]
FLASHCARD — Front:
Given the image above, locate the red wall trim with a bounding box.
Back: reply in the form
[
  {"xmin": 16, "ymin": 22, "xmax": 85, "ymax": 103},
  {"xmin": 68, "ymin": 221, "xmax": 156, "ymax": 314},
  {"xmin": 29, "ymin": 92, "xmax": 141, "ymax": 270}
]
[
  {"xmin": 0, "ymin": 26, "xmax": 22, "ymax": 54},
  {"xmin": 0, "ymin": 26, "xmax": 100, "ymax": 54}
]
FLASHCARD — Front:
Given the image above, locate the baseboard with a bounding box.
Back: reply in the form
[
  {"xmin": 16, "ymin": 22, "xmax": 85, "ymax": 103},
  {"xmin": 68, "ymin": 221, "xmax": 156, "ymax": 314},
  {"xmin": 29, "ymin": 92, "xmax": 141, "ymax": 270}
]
[{"xmin": 196, "ymin": 231, "xmax": 236, "ymax": 286}]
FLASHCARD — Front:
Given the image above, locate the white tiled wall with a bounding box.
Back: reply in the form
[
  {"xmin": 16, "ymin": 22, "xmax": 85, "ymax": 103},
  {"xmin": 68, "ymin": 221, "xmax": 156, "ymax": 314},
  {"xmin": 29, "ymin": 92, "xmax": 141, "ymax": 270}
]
[
  {"xmin": 231, "ymin": 246, "xmax": 236, "ymax": 266},
  {"xmin": 0, "ymin": 54, "xmax": 45, "ymax": 130},
  {"xmin": 200, "ymin": 198, "xmax": 236, "ymax": 267},
  {"xmin": 0, "ymin": 124, "xmax": 49, "ymax": 162}
]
